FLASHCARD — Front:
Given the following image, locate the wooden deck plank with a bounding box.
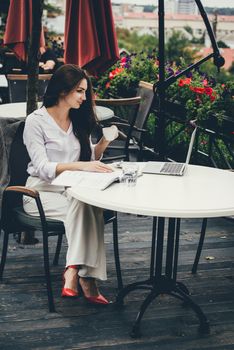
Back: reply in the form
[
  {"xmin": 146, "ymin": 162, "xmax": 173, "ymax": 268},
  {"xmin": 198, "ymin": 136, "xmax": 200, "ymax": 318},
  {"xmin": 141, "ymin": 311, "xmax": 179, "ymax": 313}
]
[{"xmin": 0, "ymin": 214, "xmax": 233, "ymax": 349}]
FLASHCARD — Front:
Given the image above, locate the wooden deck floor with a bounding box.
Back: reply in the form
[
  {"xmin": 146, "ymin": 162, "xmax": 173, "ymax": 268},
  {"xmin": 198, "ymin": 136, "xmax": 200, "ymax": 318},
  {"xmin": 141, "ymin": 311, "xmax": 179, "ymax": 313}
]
[{"xmin": 0, "ymin": 214, "xmax": 234, "ymax": 350}]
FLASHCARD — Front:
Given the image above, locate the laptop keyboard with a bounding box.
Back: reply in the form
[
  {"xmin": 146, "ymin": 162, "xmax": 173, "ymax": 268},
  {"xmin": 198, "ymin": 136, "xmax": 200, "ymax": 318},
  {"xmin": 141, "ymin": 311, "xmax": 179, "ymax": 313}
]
[{"xmin": 160, "ymin": 163, "xmax": 184, "ymax": 174}]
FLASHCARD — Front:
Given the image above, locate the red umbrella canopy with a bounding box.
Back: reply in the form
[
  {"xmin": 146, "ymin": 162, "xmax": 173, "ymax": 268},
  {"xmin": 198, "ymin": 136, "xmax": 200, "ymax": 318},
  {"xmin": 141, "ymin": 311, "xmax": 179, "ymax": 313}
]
[
  {"xmin": 3, "ymin": 0, "xmax": 45, "ymax": 62},
  {"xmin": 64, "ymin": 0, "xmax": 119, "ymax": 76}
]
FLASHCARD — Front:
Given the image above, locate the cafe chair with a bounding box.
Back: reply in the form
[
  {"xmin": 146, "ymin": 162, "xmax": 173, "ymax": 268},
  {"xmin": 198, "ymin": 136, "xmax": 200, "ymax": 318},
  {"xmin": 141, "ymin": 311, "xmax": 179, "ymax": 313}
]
[
  {"xmin": 0, "ymin": 122, "xmax": 121, "ymax": 312},
  {"xmin": 192, "ymin": 169, "xmax": 234, "ymax": 274},
  {"xmin": 95, "ymin": 81, "xmax": 154, "ymax": 162},
  {"xmin": 7, "ymin": 74, "xmax": 52, "ymax": 103},
  {"xmin": 191, "ymin": 218, "xmax": 208, "ymax": 274}
]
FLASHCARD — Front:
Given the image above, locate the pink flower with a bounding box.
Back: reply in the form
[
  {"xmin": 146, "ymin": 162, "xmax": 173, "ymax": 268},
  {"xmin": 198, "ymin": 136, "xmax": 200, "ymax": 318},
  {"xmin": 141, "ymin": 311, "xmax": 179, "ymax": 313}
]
[
  {"xmin": 195, "ymin": 96, "xmax": 202, "ymax": 104},
  {"xmin": 200, "ymin": 140, "xmax": 208, "ymax": 145},
  {"xmin": 120, "ymin": 57, "xmax": 127, "ymax": 67}
]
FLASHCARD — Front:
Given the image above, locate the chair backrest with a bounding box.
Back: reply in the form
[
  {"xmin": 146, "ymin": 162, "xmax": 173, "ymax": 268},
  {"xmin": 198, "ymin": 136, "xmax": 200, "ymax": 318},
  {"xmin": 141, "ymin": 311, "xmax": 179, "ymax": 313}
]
[
  {"xmin": 8, "ymin": 121, "xmax": 30, "ymax": 188},
  {"xmin": 6, "ymin": 122, "xmax": 30, "ymax": 208},
  {"xmin": 7, "ymin": 74, "xmax": 52, "ymax": 103},
  {"xmin": 1, "ymin": 121, "xmax": 30, "ymax": 228},
  {"xmin": 131, "ymin": 81, "xmax": 154, "ymax": 142}
]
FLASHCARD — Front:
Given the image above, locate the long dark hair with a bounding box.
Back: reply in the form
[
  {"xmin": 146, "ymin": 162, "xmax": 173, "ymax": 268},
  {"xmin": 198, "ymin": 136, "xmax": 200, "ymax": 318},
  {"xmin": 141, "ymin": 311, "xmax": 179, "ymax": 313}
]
[{"xmin": 43, "ymin": 64, "xmax": 97, "ymax": 161}]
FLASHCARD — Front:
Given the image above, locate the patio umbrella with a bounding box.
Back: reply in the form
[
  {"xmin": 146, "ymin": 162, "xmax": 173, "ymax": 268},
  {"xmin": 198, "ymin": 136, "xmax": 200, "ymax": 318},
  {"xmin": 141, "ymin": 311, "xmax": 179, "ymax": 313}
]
[
  {"xmin": 64, "ymin": 0, "xmax": 119, "ymax": 76},
  {"xmin": 3, "ymin": 0, "xmax": 45, "ymax": 62}
]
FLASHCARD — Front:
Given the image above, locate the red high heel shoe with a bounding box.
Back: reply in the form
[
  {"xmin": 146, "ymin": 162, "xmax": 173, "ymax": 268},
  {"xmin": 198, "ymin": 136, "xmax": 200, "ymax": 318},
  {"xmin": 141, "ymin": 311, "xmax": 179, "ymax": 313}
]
[
  {"xmin": 79, "ymin": 277, "xmax": 109, "ymax": 305},
  {"xmin": 61, "ymin": 265, "xmax": 79, "ymax": 298}
]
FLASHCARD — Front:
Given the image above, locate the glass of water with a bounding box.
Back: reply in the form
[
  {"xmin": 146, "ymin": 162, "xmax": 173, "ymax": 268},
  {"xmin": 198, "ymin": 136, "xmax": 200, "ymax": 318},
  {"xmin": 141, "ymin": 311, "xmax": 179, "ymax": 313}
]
[{"xmin": 121, "ymin": 163, "xmax": 139, "ymax": 187}]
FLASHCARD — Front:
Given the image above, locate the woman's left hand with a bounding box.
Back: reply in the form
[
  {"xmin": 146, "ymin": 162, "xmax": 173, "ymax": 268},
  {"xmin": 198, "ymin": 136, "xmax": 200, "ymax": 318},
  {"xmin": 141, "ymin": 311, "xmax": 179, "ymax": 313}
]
[{"xmin": 81, "ymin": 161, "xmax": 113, "ymax": 173}]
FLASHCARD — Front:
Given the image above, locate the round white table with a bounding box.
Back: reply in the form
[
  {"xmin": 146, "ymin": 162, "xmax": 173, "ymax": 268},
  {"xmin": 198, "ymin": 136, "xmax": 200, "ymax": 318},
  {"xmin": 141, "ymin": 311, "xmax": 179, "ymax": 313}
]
[
  {"xmin": 68, "ymin": 163, "xmax": 234, "ymax": 337},
  {"xmin": 0, "ymin": 102, "xmax": 114, "ymax": 121},
  {"xmin": 68, "ymin": 164, "xmax": 234, "ymax": 218}
]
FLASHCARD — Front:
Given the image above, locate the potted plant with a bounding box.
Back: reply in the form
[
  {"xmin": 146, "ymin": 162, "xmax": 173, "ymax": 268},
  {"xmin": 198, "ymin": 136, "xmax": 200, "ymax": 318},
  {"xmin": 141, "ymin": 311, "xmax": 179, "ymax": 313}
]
[{"xmin": 93, "ymin": 52, "xmax": 234, "ymax": 166}]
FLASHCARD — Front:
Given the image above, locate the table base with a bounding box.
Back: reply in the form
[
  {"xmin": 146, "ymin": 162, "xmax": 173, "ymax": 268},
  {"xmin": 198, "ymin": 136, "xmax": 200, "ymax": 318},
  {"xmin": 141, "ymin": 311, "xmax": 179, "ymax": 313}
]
[{"xmin": 114, "ymin": 217, "xmax": 210, "ymax": 338}]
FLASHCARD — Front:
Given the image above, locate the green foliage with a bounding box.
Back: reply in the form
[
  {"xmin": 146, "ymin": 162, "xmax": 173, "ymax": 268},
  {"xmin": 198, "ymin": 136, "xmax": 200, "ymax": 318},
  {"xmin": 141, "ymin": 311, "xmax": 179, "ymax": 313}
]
[
  {"xmin": 143, "ymin": 5, "xmax": 156, "ymax": 13},
  {"xmin": 165, "ymin": 30, "xmax": 195, "ymax": 64},
  {"xmin": 93, "ymin": 50, "xmax": 234, "ymax": 167},
  {"xmin": 93, "ymin": 51, "xmax": 160, "ymax": 98},
  {"xmin": 116, "ymin": 28, "xmax": 196, "ymax": 65},
  {"xmin": 116, "ymin": 28, "xmax": 158, "ymax": 53},
  {"xmin": 184, "ymin": 25, "xmax": 193, "ymax": 36},
  {"xmin": 0, "ymin": 0, "xmax": 9, "ymax": 40},
  {"xmin": 199, "ymin": 61, "xmax": 234, "ymax": 84},
  {"xmin": 217, "ymin": 40, "xmax": 230, "ymax": 48},
  {"xmin": 229, "ymin": 62, "xmax": 234, "ymax": 75},
  {"xmin": 44, "ymin": 1, "xmax": 62, "ymax": 17},
  {"xmin": 205, "ymin": 7, "xmax": 234, "ymax": 15},
  {"xmin": 94, "ymin": 51, "xmax": 233, "ymax": 125}
]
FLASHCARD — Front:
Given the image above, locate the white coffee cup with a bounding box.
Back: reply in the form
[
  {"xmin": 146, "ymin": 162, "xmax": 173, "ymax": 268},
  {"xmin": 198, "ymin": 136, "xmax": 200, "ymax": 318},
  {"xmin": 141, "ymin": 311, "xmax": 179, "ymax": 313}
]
[{"xmin": 102, "ymin": 125, "xmax": 119, "ymax": 141}]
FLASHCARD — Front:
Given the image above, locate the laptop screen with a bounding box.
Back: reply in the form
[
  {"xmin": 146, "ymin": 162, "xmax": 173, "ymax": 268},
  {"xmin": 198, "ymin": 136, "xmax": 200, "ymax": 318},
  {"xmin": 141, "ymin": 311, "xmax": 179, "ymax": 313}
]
[{"xmin": 185, "ymin": 127, "xmax": 197, "ymax": 164}]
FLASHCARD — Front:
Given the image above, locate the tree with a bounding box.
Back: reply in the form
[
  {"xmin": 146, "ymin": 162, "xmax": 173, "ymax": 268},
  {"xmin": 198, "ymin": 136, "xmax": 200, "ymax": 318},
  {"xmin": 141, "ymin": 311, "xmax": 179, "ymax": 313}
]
[
  {"xmin": 116, "ymin": 27, "xmax": 158, "ymax": 53},
  {"xmin": 27, "ymin": 0, "xmax": 44, "ymax": 115},
  {"xmin": 228, "ymin": 62, "xmax": 234, "ymax": 75},
  {"xmin": 165, "ymin": 30, "xmax": 196, "ymax": 64},
  {"xmin": 23, "ymin": 0, "xmax": 44, "ymax": 244},
  {"xmin": 217, "ymin": 40, "xmax": 230, "ymax": 48}
]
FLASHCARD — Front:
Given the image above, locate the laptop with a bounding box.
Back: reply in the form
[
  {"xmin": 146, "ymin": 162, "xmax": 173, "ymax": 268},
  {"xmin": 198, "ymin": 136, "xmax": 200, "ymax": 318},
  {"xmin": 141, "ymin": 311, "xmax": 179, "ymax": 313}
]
[{"xmin": 143, "ymin": 128, "xmax": 197, "ymax": 176}]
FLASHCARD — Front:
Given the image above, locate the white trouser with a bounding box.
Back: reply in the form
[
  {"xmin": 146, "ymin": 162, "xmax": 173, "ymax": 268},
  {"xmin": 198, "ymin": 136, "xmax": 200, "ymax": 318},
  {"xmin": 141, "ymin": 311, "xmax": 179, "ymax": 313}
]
[{"xmin": 23, "ymin": 176, "xmax": 106, "ymax": 280}]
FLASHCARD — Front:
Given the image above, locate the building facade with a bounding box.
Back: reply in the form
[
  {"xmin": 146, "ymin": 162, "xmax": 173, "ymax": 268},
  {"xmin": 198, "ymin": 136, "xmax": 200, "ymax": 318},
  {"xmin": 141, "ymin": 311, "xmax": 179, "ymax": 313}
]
[{"xmin": 113, "ymin": 11, "xmax": 234, "ymax": 48}]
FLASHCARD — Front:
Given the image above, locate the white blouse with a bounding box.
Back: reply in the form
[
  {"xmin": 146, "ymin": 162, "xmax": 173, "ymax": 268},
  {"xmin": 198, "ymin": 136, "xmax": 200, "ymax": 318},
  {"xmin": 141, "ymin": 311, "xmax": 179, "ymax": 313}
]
[{"xmin": 23, "ymin": 106, "xmax": 95, "ymax": 182}]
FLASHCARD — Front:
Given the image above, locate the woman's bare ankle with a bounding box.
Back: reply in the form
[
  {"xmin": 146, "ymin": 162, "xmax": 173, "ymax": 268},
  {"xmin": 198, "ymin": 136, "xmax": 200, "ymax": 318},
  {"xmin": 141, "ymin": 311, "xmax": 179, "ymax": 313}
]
[
  {"xmin": 79, "ymin": 277, "xmax": 99, "ymax": 297},
  {"xmin": 64, "ymin": 267, "xmax": 78, "ymax": 292}
]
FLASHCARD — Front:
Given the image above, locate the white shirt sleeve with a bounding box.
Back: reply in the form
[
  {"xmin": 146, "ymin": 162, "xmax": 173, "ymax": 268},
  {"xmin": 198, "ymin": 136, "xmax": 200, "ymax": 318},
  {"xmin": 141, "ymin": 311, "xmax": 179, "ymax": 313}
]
[
  {"xmin": 90, "ymin": 138, "xmax": 96, "ymax": 160},
  {"xmin": 24, "ymin": 115, "xmax": 58, "ymax": 181},
  {"xmin": 90, "ymin": 137, "xmax": 103, "ymax": 161}
]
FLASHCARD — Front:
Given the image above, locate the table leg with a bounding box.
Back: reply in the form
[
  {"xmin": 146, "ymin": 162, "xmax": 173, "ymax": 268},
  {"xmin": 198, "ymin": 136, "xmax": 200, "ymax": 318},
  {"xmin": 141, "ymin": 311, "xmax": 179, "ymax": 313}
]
[
  {"xmin": 116, "ymin": 217, "xmax": 210, "ymax": 338},
  {"xmin": 112, "ymin": 212, "xmax": 123, "ymax": 291}
]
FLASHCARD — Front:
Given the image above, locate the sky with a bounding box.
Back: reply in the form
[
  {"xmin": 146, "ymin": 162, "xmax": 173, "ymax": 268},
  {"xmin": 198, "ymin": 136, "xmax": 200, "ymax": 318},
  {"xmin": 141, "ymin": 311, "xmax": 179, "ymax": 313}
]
[
  {"xmin": 202, "ymin": 0, "xmax": 234, "ymax": 7},
  {"xmin": 112, "ymin": 0, "xmax": 234, "ymax": 8}
]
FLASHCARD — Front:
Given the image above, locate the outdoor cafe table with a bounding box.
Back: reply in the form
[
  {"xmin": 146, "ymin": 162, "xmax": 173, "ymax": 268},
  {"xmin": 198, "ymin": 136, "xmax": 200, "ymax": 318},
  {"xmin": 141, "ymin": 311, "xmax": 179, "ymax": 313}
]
[
  {"xmin": 0, "ymin": 102, "xmax": 114, "ymax": 121},
  {"xmin": 68, "ymin": 163, "xmax": 234, "ymax": 337}
]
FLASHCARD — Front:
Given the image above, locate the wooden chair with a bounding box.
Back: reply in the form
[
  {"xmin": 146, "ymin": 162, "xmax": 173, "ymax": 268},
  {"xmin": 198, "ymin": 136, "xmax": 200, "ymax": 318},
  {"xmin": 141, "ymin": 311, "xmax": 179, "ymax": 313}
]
[
  {"xmin": 95, "ymin": 81, "xmax": 154, "ymax": 162},
  {"xmin": 6, "ymin": 74, "xmax": 52, "ymax": 103},
  {"xmin": 0, "ymin": 122, "xmax": 121, "ymax": 312}
]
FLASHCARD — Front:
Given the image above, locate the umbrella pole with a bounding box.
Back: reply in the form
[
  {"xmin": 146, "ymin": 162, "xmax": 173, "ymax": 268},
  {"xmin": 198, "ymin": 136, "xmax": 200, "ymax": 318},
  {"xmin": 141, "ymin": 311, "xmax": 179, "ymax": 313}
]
[
  {"xmin": 27, "ymin": 0, "xmax": 44, "ymax": 116},
  {"xmin": 154, "ymin": 0, "xmax": 166, "ymax": 160},
  {"xmin": 22, "ymin": 0, "xmax": 44, "ymax": 245}
]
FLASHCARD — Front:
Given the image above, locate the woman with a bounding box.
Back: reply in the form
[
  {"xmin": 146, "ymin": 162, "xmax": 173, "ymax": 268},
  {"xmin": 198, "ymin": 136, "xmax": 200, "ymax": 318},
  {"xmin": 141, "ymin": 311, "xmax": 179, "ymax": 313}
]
[
  {"xmin": 23, "ymin": 64, "xmax": 118, "ymax": 305},
  {"xmin": 39, "ymin": 46, "xmax": 58, "ymax": 73}
]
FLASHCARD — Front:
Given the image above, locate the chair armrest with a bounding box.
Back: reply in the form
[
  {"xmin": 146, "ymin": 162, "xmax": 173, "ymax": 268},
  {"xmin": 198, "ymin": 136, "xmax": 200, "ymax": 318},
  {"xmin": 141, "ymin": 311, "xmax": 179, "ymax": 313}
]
[
  {"xmin": 5, "ymin": 186, "xmax": 39, "ymax": 199},
  {"xmin": 95, "ymin": 96, "xmax": 141, "ymax": 107},
  {"xmin": 110, "ymin": 122, "xmax": 130, "ymax": 127},
  {"xmin": 111, "ymin": 116, "xmax": 129, "ymax": 123},
  {"xmin": 7, "ymin": 74, "xmax": 52, "ymax": 81},
  {"xmin": 132, "ymin": 126, "xmax": 147, "ymax": 133}
]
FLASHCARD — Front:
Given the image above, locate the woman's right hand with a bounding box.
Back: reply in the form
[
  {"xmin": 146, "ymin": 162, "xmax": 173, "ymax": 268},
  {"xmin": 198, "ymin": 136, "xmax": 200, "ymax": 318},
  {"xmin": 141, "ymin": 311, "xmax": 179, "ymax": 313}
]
[{"xmin": 80, "ymin": 161, "xmax": 113, "ymax": 173}]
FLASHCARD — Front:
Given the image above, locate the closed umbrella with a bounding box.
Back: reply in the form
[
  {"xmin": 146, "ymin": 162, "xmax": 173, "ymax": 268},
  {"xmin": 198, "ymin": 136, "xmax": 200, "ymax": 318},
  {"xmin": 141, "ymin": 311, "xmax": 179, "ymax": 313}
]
[
  {"xmin": 64, "ymin": 0, "xmax": 119, "ymax": 76},
  {"xmin": 3, "ymin": 0, "xmax": 45, "ymax": 62}
]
